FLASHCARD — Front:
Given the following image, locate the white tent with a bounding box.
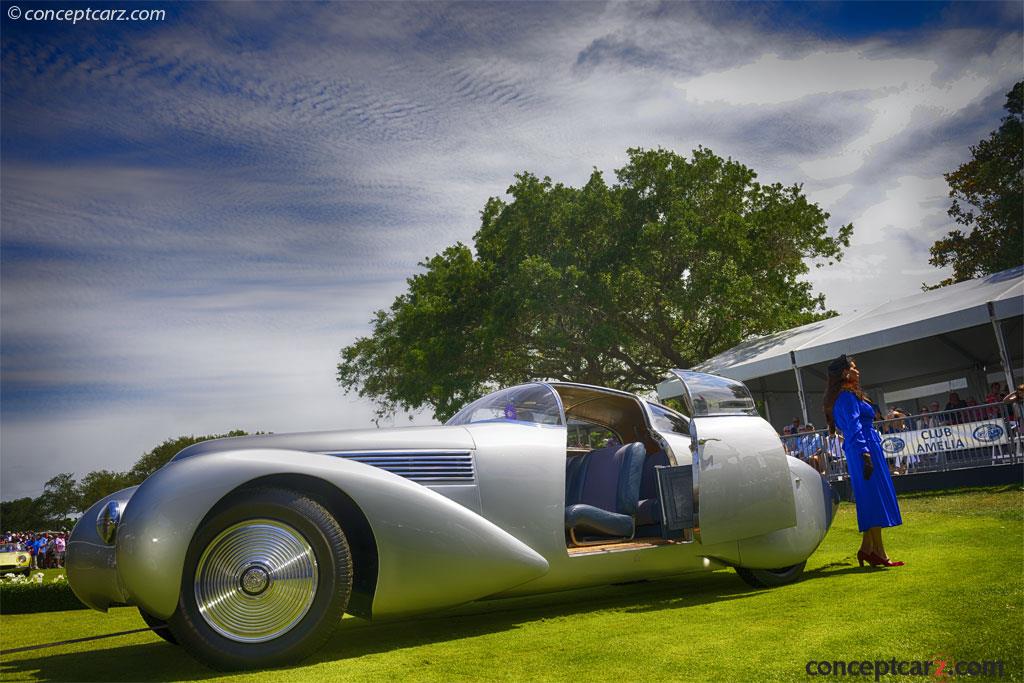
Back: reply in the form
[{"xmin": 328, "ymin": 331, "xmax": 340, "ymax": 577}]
[{"xmin": 696, "ymin": 266, "xmax": 1023, "ymax": 428}]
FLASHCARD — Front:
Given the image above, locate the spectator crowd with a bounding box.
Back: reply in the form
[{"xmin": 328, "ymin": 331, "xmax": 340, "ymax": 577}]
[
  {"xmin": 780, "ymin": 417, "xmax": 827, "ymax": 473},
  {"xmin": 2, "ymin": 530, "xmax": 68, "ymax": 569},
  {"xmin": 779, "ymin": 381, "xmax": 1022, "ymax": 476}
]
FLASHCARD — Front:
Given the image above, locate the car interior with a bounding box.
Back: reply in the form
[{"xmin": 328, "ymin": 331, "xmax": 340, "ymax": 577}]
[{"xmin": 552, "ymin": 384, "xmax": 687, "ymax": 555}]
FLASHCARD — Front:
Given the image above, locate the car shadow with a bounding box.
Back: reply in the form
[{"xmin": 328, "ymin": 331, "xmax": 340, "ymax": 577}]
[
  {"xmin": 804, "ymin": 557, "xmax": 893, "ymax": 577},
  {"xmin": 0, "ymin": 571, "xmax": 764, "ymax": 680},
  {"xmin": 308, "ymin": 571, "xmax": 765, "ymax": 665},
  {"xmin": 0, "ymin": 640, "xmax": 214, "ymax": 682}
]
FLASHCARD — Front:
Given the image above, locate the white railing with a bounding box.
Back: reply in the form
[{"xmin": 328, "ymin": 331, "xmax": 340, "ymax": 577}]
[{"xmin": 779, "ymin": 402, "xmax": 1023, "ymax": 482}]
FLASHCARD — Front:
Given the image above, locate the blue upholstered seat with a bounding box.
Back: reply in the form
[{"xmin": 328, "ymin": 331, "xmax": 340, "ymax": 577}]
[
  {"xmin": 636, "ymin": 450, "xmax": 669, "ymax": 532},
  {"xmin": 565, "ymin": 442, "xmax": 646, "ymax": 541}
]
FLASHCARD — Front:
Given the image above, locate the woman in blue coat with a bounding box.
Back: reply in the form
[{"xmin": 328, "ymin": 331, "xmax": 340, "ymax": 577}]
[{"xmin": 824, "ymin": 354, "xmax": 904, "ymax": 567}]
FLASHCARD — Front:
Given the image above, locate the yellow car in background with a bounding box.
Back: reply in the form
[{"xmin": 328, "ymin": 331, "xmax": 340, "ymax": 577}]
[{"xmin": 0, "ymin": 543, "xmax": 31, "ymax": 575}]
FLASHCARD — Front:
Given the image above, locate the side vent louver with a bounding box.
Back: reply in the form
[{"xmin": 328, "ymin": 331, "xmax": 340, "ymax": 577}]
[{"xmin": 324, "ymin": 451, "xmax": 475, "ymax": 482}]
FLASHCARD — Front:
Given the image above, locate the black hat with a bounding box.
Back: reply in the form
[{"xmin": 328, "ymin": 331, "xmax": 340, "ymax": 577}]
[{"xmin": 827, "ymin": 354, "xmax": 851, "ymax": 377}]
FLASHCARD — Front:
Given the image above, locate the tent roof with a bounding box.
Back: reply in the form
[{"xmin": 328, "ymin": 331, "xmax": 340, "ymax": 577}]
[{"xmin": 696, "ymin": 266, "xmax": 1023, "ymax": 381}]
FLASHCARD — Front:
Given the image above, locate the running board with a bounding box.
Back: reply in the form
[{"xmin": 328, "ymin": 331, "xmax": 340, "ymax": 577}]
[{"xmin": 567, "ymin": 537, "xmax": 685, "ymax": 557}]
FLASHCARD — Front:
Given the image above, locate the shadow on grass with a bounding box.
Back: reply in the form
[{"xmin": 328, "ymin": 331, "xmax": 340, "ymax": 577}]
[
  {"xmin": 805, "ymin": 562, "xmax": 888, "ymax": 578},
  {"xmin": 0, "ymin": 571, "xmax": 764, "ymax": 681}
]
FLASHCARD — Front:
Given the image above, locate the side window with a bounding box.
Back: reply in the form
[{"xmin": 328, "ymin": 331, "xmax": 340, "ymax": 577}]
[
  {"xmin": 447, "ymin": 384, "xmax": 563, "ymax": 426},
  {"xmin": 658, "ymin": 371, "xmax": 757, "ymax": 418},
  {"xmin": 566, "ymin": 418, "xmax": 620, "ymax": 450}
]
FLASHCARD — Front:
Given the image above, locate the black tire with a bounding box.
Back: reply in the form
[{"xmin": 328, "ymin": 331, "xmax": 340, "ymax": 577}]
[
  {"xmin": 139, "ymin": 608, "xmax": 179, "ymax": 645},
  {"xmin": 735, "ymin": 561, "xmax": 806, "ymax": 588},
  {"xmin": 166, "ymin": 487, "xmax": 352, "ymax": 670}
]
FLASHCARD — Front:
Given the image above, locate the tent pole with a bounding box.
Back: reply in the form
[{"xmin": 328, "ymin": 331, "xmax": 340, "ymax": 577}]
[
  {"xmin": 988, "ymin": 302, "xmax": 1016, "ymax": 391},
  {"xmin": 790, "ymin": 351, "xmax": 809, "ymax": 425}
]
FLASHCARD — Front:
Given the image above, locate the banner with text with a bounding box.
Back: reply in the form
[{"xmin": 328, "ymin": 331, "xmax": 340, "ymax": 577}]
[{"xmin": 878, "ymin": 420, "xmax": 1009, "ymax": 459}]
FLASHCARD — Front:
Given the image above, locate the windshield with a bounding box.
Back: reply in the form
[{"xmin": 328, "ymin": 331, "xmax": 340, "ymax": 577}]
[
  {"xmin": 0, "ymin": 543, "xmax": 23, "ymax": 552},
  {"xmin": 446, "ymin": 384, "xmax": 563, "ymax": 427}
]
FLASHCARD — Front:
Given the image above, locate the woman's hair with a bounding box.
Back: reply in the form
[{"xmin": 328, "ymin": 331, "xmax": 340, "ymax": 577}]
[{"xmin": 823, "ymin": 354, "xmax": 868, "ymax": 436}]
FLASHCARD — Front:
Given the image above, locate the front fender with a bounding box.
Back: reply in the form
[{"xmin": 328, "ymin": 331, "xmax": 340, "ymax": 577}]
[
  {"xmin": 117, "ymin": 450, "xmax": 549, "ymax": 620},
  {"xmin": 67, "ymin": 486, "xmax": 138, "ymax": 611}
]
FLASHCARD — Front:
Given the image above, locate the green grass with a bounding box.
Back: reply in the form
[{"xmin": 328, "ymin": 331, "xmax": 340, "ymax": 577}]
[
  {"xmin": 31, "ymin": 570, "xmax": 67, "ymax": 583},
  {"xmin": 1, "ymin": 485, "xmax": 1021, "ymax": 681}
]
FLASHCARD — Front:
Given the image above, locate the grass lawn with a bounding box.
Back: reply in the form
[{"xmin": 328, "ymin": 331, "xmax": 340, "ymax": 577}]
[
  {"xmin": 11, "ymin": 570, "xmax": 66, "ymax": 582},
  {"xmin": 1, "ymin": 485, "xmax": 1020, "ymax": 682}
]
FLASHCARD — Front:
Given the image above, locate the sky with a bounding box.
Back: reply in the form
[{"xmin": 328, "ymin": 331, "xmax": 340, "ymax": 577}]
[{"xmin": 1, "ymin": 1, "xmax": 1021, "ymax": 501}]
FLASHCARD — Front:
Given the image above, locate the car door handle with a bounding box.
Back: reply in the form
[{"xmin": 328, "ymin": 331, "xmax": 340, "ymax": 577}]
[{"xmin": 697, "ymin": 438, "xmax": 721, "ymax": 445}]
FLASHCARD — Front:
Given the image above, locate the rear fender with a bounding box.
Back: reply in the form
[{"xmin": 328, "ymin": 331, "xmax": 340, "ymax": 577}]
[
  {"xmin": 117, "ymin": 450, "xmax": 549, "ymax": 619},
  {"xmin": 735, "ymin": 458, "xmax": 834, "ymax": 568}
]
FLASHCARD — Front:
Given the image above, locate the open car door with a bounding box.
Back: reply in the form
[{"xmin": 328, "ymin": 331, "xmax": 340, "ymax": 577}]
[{"xmin": 656, "ymin": 370, "xmax": 796, "ymax": 546}]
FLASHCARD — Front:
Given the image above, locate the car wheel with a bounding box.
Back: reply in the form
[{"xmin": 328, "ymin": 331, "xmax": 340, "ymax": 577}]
[
  {"xmin": 139, "ymin": 608, "xmax": 178, "ymax": 645},
  {"xmin": 166, "ymin": 487, "xmax": 352, "ymax": 670},
  {"xmin": 735, "ymin": 561, "xmax": 806, "ymax": 588}
]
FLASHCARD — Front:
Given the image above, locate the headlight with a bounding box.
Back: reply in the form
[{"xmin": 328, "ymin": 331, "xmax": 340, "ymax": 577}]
[
  {"xmin": 96, "ymin": 500, "xmax": 122, "ymax": 544},
  {"xmin": 17, "ymin": 555, "xmax": 27, "ymax": 563}
]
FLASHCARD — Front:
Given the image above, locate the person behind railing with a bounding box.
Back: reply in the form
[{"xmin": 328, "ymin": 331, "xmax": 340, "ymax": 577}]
[
  {"xmin": 964, "ymin": 397, "xmax": 984, "ymax": 422},
  {"xmin": 780, "ymin": 424, "xmax": 799, "ymax": 456},
  {"xmin": 986, "ymin": 382, "xmax": 1006, "ymax": 418},
  {"xmin": 944, "ymin": 392, "xmax": 967, "ymax": 424},
  {"xmin": 824, "ymin": 354, "xmax": 903, "ymax": 568},
  {"xmin": 914, "ymin": 406, "xmax": 930, "ymax": 430},
  {"xmin": 882, "ymin": 409, "xmax": 913, "ymax": 475},
  {"xmin": 1004, "ymin": 384, "xmax": 1024, "ymax": 439},
  {"xmin": 797, "ymin": 423, "xmax": 825, "ymax": 473},
  {"xmin": 899, "ymin": 408, "xmax": 921, "ymax": 472}
]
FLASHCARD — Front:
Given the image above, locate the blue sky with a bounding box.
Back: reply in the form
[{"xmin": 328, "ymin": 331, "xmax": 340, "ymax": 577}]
[{"xmin": 1, "ymin": 1, "xmax": 1021, "ymax": 500}]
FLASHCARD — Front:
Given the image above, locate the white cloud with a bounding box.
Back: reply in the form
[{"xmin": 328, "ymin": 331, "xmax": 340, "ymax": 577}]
[
  {"xmin": 807, "ymin": 183, "xmax": 854, "ymax": 208},
  {"xmin": 800, "ymin": 74, "xmax": 991, "ymax": 180},
  {"xmin": 675, "ymin": 44, "xmax": 1011, "ymax": 180},
  {"xmin": 676, "ymin": 50, "xmax": 934, "ymax": 106},
  {"xmin": 851, "ymin": 175, "xmax": 950, "ymax": 246}
]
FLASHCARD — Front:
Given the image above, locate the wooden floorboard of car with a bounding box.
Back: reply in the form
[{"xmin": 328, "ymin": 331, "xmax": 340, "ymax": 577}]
[{"xmin": 566, "ymin": 537, "xmax": 680, "ymax": 556}]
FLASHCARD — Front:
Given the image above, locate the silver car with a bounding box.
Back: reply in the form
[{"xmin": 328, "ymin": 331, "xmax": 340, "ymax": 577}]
[{"xmin": 68, "ymin": 370, "xmax": 838, "ymax": 670}]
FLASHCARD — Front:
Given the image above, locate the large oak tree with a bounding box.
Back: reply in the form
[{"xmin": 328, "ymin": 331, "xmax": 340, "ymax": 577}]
[{"xmin": 338, "ymin": 147, "xmax": 853, "ymax": 422}]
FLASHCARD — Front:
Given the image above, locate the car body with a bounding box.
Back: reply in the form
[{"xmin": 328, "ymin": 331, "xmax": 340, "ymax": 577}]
[
  {"xmin": 68, "ymin": 370, "xmax": 838, "ymax": 670},
  {"xmin": 0, "ymin": 543, "xmax": 31, "ymax": 575}
]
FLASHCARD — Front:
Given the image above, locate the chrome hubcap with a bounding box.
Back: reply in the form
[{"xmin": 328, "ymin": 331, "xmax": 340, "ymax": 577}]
[
  {"xmin": 194, "ymin": 519, "xmax": 318, "ymax": 643},
  {"xmin": 239, "ymin": 565, "xmax": 271, "ymax": 595}
]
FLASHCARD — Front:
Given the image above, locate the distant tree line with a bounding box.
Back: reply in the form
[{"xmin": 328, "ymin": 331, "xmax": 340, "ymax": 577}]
[{"xmin": 0, "ymin": 430, "xmax": 249, "ymax": 531}]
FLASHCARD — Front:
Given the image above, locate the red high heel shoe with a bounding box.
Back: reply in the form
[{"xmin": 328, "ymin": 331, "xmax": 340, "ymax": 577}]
[
  {"xmin": 856, "ymin": 550, "xmax": 876, "ymax": 567},
  {"xmin": 868, "ymin": 552, "xmax": 904, "ymax": 567}
]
